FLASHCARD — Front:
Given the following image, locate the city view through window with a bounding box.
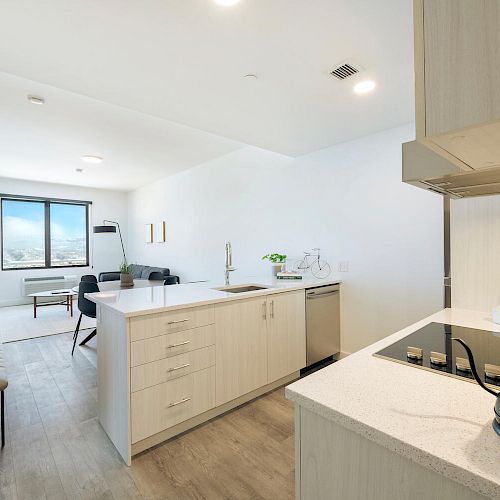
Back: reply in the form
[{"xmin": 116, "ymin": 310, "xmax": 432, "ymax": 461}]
[{"xmin": 1, "ymin": 198, "xmax": 88, "ymax": 269}]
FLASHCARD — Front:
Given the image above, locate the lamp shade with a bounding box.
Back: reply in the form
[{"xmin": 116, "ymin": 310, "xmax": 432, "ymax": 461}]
[{"xmin": 93, "ymin": 225, "xmax": 117, "ymax": 234}]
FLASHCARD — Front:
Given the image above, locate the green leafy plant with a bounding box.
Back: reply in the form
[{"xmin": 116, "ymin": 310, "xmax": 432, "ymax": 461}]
[
  {"xmin": 119, "ymin": 261, "xmax": 131, "ymax": 274},
  {"xmin": 262, "ymin": 253, "xmax": 287, "ymax": 264}
]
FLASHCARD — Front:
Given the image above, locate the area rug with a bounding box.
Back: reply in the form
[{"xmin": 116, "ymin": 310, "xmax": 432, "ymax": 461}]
[{"xmin": 0, "ymin": 303, "xmax": 97, "ymax": 343}]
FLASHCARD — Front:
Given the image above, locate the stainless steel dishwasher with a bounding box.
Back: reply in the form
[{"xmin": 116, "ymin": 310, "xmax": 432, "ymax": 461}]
[{"xmin": 305, "ymin": 284, "xmax": 340, "ymax": 366}]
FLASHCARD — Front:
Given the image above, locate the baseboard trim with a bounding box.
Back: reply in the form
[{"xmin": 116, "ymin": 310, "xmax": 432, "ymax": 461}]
[
  {"xmin": 0, "ymin": 299, "xmax": 31, "ymax": 308},
  {"xmin": 131, "ymin": 371, "xmax": 299, "ymax": 457}
]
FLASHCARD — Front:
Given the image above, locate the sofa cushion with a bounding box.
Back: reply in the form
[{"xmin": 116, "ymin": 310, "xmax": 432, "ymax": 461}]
[
  {"xmin": 98, "ymin": 265, "xmax": 171, "ymax": 282},
  {"xmin": 140, "ymin": 266, "xmax": 170, "ymax": 279},
  {"xmin": 129, "ymin": 264, "xmax": 145, "ymax": 279}
]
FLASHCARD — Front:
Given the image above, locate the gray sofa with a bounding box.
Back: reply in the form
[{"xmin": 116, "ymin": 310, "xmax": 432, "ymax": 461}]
[{"xmin": 99, "ymin": 264, "xmax": 179, "ymax": 283}]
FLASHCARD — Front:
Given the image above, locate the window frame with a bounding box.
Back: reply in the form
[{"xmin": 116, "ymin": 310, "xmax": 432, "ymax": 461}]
[{"xmin": 0, "ymin": 194, "xmax": 91, "ymax": 271}]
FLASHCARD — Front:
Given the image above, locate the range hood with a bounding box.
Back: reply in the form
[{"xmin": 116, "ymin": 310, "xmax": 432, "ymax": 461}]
[
  {"xmin": 403, "ymin": 139, "xmax": 500, "ymax": 199},
  {"xmin": 403, "ymin": 0, "xmax": 500, "ymax": 199}
]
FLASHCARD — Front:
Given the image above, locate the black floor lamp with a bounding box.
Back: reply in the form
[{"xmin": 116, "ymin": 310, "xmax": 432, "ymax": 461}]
[{"xmin": 93, "ymin": 220, "xmax": 127, "ymax": 263}]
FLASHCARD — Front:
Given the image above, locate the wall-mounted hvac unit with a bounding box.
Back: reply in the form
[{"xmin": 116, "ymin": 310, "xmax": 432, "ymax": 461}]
[{"xmin": 22, "ymin": 275, "xmax": 78, "ymax": 298}]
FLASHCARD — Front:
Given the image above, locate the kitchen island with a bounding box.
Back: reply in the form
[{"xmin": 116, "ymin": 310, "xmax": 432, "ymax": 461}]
[
  {"xmin": 87, "ymin": 277, "xmax": 341, "ymax": 465},
  {"xmin": 286, "ymin": 308, "xmax": 500, "ymax": 500}
]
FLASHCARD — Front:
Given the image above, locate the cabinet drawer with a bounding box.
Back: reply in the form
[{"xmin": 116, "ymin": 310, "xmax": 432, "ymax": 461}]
[
  {"xmin": 130, "ymin": 324, "xmax": 215, "ymax": 366},
  {"xmin": 131, "ymin": 367, "xmax": 215, "ymax": 443},
  {"xmin": 130, "ymin": 305, "xmax": 215, "ymax": 341},
  {"xmin": 131, "ymin": 345, "xmax": 215, "ymax": 392}
]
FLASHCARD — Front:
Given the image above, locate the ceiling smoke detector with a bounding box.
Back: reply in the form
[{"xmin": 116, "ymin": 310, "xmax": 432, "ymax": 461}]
[
  {"xmin": 330, "ymin": 62, "xmax": 359, "ymax": 80},
  {"xmin": 27, "ymin": 95, "xmax": 45, "ymax": 105}
]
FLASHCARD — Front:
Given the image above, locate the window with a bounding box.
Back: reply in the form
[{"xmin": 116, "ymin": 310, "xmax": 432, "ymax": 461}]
[
  {"xmin": 50, "ymin": 203, "xmax": 88, "ymax": 267},
  {"xmin": 1, "ymin": 197, "xmax": 89, "ymax": 270},
  {"xmin": 1, "ymin": 199, "xmax": 45, "ymax": 269}
]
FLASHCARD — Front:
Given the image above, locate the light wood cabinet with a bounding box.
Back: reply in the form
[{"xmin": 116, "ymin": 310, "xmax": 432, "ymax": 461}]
[
  {"xmin": 296, "ymin": 406, "xmax": 486, "ymax": 500},
  {"xmin": 215, "ymin": 291, "xmax": 306, "ymax": 405},
  {"xmin": 414, "ymin": 0, "xmax": 500, "ymax": 170},
  {"xmin": 420, "ymin": 0, "xmax": 500, "ymax": 137},
  {"xmin": 267, "ymin": 290, "xmax": 306, "ymax": 383},
  {"xmin": 131, "ymin": 345, "xmax": 216, "ymax": 392},
  {"xmin": 130, "ymin": 324, "xmax": 215, "ymax": 366},
  {"xmin": 97, "ymin": 288, "xmax": 311, "ymax": 465},
  {"xmin": 131, "ymin": 367, "xmax": 215, "ymax": 443},
  {"xmin": 215, "ymin": 297, "xmax": 268, "ymax": 406},
  {"xmin": 130, "ymin": 304, "xmax": 214, "ymax": 341}
]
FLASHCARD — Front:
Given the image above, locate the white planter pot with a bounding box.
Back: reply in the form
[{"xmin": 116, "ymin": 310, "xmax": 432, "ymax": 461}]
[{"xmin": 271, "ymin": 263, "xmax": 285, "ymax": 277}]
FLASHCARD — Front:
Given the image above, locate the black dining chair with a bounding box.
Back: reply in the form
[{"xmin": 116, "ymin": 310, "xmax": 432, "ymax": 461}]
[
  {"xmin": 80, "ymin": 274, "xmax": 97, "ymax": 283},
  {"xmin": 72, "ymin": 281, "xmax": 99, "ymax": 356},
  {"xmin": 148, "ymin": 271, "xmax": 165, "ymax": 281},
  {"xmin": 164, "ymin": 275, "xmax": 180, "ymax": 285}
]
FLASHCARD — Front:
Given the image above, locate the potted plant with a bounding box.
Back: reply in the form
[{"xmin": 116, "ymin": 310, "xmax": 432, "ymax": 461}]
[
  {"xmin": 119, "ymin": 262, "xmax": 134, "ymax": 288},
  {"xmin": 262, "ymin": 253, "xmax": 287, "ymax": 278}
]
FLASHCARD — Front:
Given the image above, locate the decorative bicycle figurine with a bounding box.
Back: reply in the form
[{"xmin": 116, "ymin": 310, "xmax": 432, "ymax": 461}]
[{"xmin": 293, "ymin": 248, "xmax": 331, "ymax": 279}]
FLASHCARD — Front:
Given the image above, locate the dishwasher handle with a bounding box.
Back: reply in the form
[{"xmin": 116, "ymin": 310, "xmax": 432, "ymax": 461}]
[{"xmin": 306, "ymin": 290, "xmax": 339, "ymax": 299}]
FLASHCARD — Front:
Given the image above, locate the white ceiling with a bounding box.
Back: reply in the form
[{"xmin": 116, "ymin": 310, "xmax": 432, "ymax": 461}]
[
  {"xmin": 0, "ymin": 0, "xmax": 414, "ymax": 189},
  {"xmin": 0, "ymin": 72, "xmax": 242, "ymax": 190}
]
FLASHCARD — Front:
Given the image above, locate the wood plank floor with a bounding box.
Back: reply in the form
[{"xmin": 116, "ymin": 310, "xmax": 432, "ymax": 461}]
[{"xmin": 0, "ymin": 332, "xmax": 295, "ymax": 500}]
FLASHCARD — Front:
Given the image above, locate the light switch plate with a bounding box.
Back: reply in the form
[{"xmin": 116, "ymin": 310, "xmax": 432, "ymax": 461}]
[{"xmin": 338, "ymin": 261, "xmax": 349, "ymax": 272}]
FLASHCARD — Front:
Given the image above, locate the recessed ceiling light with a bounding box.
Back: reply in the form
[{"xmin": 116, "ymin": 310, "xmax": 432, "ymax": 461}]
[
  {"xmin": 214, "ymin": 0, "xmax": 240, "ymax": 6},
  {"xmin": 27, "ymin": 95, "xmax": 45, "ymax": 105},
  {"xmin": 81, "ymin": 155, "xmax": 103, "ymax": 164},
  {"xmin": 243, "ymin": 74, "xmax": 258, "ymax": 80},
  {"xmin": 353, "ymin": 80, "xmax": 376, "ymax": 94},
  {"xmin": 76, "ymin": 168, "xmax": 83, "ymax": 173}
]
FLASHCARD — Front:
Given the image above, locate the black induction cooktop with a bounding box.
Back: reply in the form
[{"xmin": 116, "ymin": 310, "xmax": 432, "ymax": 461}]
[{"xmin": 374, "ymin": 322, "xmax": 500, "ymax": 388}]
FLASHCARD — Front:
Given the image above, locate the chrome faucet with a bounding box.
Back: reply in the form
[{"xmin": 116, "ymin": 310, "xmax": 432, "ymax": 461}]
[{"xmin": 224, "ymin": 242, "xmax": 236, "ymax": 285}]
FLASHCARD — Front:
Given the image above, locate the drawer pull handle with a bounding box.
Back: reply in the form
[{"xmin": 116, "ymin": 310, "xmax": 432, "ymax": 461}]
[
  {"xmin": 167, "ymin": 340, "xmax": 191, "ymax": 349},
  {"xmin": 167, "ymin": 319, "xmax": 189, "ymax": 325},
  {"xmin": 168, "ymin": 363, "xmax": 190, "ymax": 372},
  {"xmin": 168, "ymin": 397, "xmax": 191, "ymax": 408}
]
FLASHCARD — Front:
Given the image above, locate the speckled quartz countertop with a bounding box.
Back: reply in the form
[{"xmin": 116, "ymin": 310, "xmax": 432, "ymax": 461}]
[
  {"xmin": 86, "ymin": 277, "xmax": 341, "ymax": 318},
  {"xmin": 286, "ymin": 308, "xmax": 500, "ymax": 499}
]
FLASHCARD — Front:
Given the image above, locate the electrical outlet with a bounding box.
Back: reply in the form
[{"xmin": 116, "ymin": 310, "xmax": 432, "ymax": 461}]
[{"xmin": 338, "ymin": 261, "xmax": 349, "ymax": 272}]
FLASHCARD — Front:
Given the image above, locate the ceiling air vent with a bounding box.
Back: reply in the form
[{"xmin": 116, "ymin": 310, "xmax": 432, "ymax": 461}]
[{"xmin": 330, "ymin": 63, "xmax": 359, "ymax": 80}]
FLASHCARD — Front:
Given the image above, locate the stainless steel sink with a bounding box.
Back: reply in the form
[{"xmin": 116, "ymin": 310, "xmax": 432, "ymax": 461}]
[{"xmin": 215, "ymin": 284, "xmax": 269, "ymax": 293}]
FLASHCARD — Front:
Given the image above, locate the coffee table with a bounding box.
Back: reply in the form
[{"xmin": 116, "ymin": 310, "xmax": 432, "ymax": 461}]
[{"xmin": 29, "ymin": 289, "xmax": 77, "ymax": 319}]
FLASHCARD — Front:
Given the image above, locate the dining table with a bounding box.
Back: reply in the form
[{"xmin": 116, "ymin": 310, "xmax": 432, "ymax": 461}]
[{"xmin": 72, "ymin": 279, "xmax": 166, "ymax": 293}]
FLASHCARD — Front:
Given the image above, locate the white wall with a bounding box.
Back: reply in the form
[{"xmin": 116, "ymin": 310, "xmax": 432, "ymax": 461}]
[
  {"xmin": 127, "ymin": 124, "xmax": 444, "ymax": 353},
  {"xmin": 0, "ymin": 177, "xmax": 127, "ymax": 306}
]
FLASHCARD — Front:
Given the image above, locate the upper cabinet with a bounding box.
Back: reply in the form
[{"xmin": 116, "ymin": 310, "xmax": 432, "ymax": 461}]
[
  {"xmin": 417, "ymin": 0, "xmax": 500, "ymax": 140},
  {"xmin": 403, "ymin": 0, "xmax": 500, "ymax": 198}
]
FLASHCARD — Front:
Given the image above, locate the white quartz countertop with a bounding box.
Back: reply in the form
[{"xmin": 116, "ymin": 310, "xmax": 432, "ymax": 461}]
[
  {"xmin": 86, "ymin": 277, "xmax": 341, "ymax": 318},
  {"xmin": 286, "ymin": 308, "xmax": 500, "ymax": 499}
]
